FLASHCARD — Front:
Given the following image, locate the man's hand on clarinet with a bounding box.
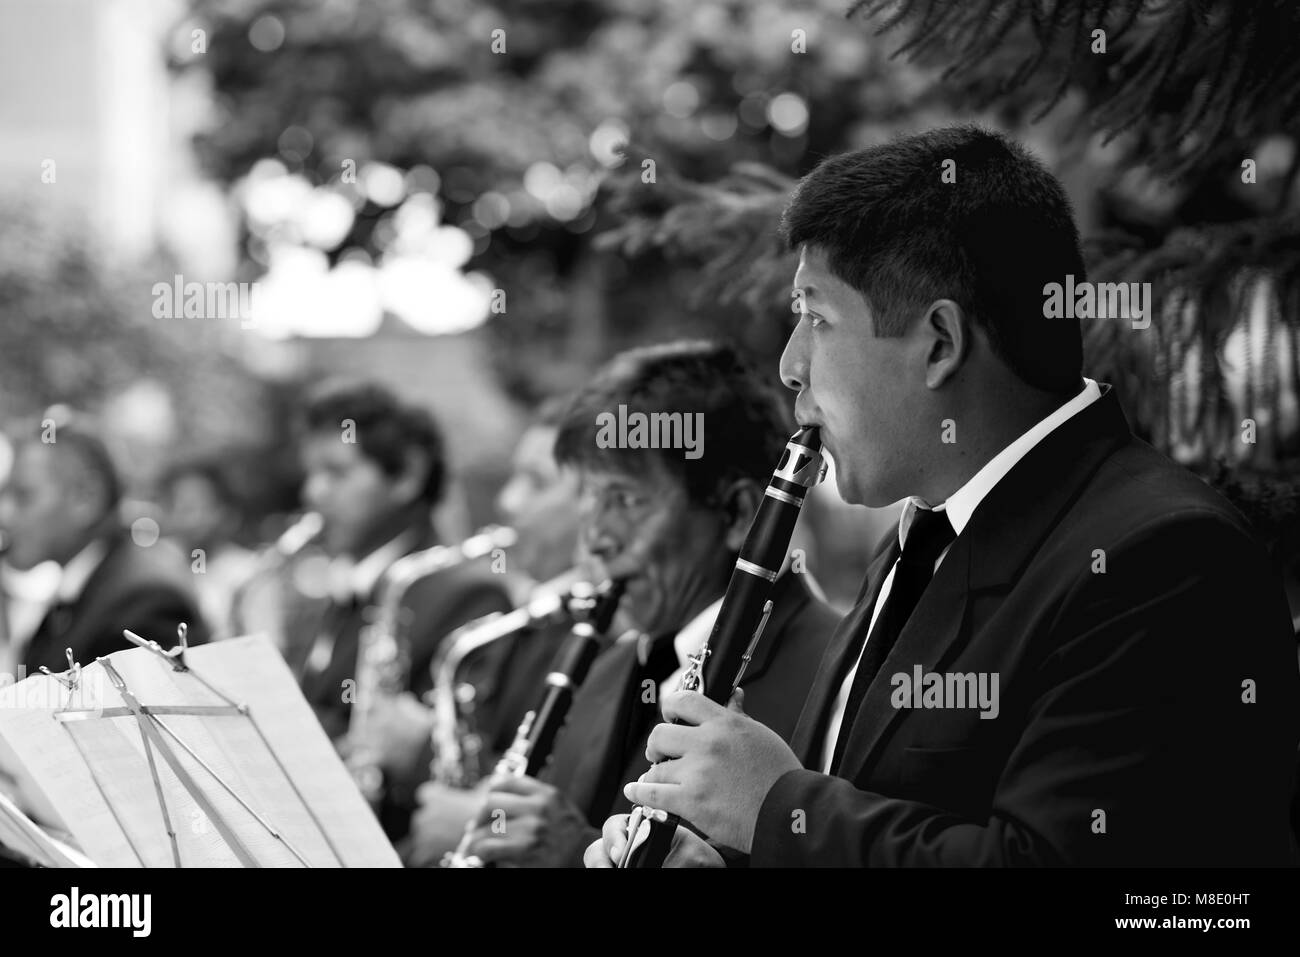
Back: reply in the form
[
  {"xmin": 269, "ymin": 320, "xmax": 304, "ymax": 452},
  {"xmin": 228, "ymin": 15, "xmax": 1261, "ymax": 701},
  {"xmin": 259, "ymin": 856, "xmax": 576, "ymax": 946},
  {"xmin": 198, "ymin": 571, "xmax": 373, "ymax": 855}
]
[
  {"xmin": 460, "ymin": 773, "xmax": 593, "ymax": 867},
  {"xmin": 620, "ymin": 687, "xmax": 801, "ymax": 855},
  {"xmin": 583, "ymin": 812, "xmax": 725, "ymax": 868}
]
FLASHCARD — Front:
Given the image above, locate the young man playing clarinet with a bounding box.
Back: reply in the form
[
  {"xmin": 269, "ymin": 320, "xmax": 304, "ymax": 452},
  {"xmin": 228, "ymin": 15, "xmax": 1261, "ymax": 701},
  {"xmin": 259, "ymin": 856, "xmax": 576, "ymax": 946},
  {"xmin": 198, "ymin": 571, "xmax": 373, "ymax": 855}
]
[
  {"xmin": 589, "ymin": 126, "xmax": 1300, "ymax": 867},
  {"xmin": 452, "ymin": 340, "xmax": 840, "ymax": 867}
]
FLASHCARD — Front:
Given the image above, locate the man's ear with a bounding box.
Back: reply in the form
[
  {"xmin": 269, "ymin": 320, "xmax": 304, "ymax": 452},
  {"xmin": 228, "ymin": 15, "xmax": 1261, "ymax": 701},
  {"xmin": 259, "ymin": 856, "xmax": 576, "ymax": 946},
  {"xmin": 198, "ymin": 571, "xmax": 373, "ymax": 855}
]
[
  {"xmin": 391, "ymin": 447, "xmax": 431, "ymax": 507},
  {"xmin": 718, "ymin": 478, "xmax": 762, "ymax": 553},
  {"xmin": 924, "ymin": 298, "xmax": 969, "ymax": 389}
]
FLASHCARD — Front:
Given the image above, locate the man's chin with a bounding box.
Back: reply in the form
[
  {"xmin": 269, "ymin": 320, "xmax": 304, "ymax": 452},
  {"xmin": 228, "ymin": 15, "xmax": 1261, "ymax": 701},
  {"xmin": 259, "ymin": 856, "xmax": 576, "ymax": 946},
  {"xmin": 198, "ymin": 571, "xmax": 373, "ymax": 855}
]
[
  {"xmin": 2, "ymin": 551, "xmax": 38, "ymax": 572},
  {"xmin": 833, "ymin": 468, "xmax": 869, "ymax": 507},
  {"xmin": 619, "ymin": 585, "xmax": 661, "ymax": 636},
  {"xmin": 322, "ymin": 528, "xmax": 357, "ymax": 558}
]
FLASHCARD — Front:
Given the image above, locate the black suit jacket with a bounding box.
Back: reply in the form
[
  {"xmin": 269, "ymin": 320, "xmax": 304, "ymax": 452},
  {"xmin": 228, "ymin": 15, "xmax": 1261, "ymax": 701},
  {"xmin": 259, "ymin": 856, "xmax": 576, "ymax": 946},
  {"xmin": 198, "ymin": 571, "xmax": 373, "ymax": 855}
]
[
  {"xmin": 21, "ymin": 532, "xmax": 209, "ymax": 674},
  {"xmin": 543, "ymin": 571, "xmax": 841, "ymax": 835},
  {"xmin": 295, "ymin": 529, "xmax": 512, "ymax": 839},
  {"xmin": 752, "ymin": 383, "xmax": 1300, "ymax": 866}
]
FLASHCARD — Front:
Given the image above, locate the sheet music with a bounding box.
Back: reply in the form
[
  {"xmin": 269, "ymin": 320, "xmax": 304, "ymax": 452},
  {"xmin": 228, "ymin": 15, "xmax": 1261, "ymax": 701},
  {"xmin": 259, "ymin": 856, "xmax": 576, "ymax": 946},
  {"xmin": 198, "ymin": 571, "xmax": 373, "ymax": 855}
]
[{"xmin": 0, "ymin": 635, "xmax": 399, "ymax": 867}]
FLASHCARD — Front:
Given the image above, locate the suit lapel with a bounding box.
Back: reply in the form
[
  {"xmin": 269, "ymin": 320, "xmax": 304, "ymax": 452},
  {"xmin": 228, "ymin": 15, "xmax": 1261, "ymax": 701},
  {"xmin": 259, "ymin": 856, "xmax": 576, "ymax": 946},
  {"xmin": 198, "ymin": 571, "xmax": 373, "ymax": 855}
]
[
  {"xmin": 789, "ymin": 533, "xmax": 899, "ymax": 766},
  {"xmin": 63, "ymin": 535, "xmax": 133, "ymax": 663},
  {"xmin": 25, "ymin": 535, "xmax": 125, "ymax": 672}
]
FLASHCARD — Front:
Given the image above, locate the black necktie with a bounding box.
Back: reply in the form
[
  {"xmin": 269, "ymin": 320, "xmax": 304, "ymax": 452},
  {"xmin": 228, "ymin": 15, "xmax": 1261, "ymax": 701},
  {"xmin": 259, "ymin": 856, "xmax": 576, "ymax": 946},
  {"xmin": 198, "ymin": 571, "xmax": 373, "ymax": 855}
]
[
  {"xmin": 36, "ymin": 599, "xmax": 77, "ymax": 645},
  {"xmin": 623, "ymin": 633, "xmax": 681, "ymax": 757},
  {"xmin": 302, "ymin": 593, "xmax": 362, "ymax": 679},
  {"xmin": 830, "ymin": 506, "xmax": 957, "ymax": 774}
]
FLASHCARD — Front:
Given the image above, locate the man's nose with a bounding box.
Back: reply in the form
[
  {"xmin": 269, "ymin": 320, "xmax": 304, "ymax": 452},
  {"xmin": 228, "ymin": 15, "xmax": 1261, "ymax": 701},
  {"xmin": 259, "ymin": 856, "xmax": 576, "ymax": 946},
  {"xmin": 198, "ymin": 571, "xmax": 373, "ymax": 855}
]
[
  {"xmin": 495, "ymin": 476, "xmax": 524, "ymax": 523},
  {"xmin": 301, "ymin": 473, "xmax": 327, "ymax": 511},
  {"xmin": 580, "ymin": 512, "xmax": 620, "ymax": 564},
  {"xmin": 779, "ymin": 321, "xmax": 808, "ymax": 393}
]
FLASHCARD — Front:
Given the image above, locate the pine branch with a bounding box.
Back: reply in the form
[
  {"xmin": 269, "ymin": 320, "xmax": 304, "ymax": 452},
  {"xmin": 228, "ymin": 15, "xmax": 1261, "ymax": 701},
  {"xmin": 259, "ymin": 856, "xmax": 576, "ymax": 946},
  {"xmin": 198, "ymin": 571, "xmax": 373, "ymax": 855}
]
[
  {"xmin": 595, "ymin": 144, "xmax": 798, "ymax": 314},
  {"xmin": 849, "ymin": 0, "xmax": 1300, "ymax": 177}
]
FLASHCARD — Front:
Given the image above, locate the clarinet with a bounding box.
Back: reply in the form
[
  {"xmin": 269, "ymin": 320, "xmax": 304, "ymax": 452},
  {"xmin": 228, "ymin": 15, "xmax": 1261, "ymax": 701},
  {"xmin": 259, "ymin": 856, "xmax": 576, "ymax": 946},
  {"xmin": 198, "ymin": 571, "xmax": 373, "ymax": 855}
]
[
  {"xmin": 617, "ymin": 425, "xmax": 826, "ymax": 868},
  {"xmin": 442, "ymin": 577, "xmax": 626, "ymax": 867}
]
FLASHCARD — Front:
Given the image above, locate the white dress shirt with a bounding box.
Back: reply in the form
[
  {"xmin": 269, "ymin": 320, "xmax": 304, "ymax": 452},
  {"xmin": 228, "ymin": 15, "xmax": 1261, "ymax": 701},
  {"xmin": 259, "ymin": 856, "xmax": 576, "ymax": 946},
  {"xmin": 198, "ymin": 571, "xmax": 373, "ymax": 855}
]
[
  {"xmin": 326, "ymin": 533, "xmax": 416, "ymax": 606},
  {"xmin": 655, "ymin": 595, "xmax": 724, "ymax": 705},
  {"xmin": 0, "ymin": 541, "xmax": 109, "ymax": 679},
  {"xmin": 0, "ymin": 561, "xmax": 61, "ymax": 677},
  {"xmin": 306, "ymin": 532, "xmax": 418, "ymax": 674},
  {"xmin": 819, "ymin": 377, "xmax": 1103, "ymax": 772},
  {"xmin": 55, "ymin": 539, "xmax": 110, "ymax": 605}
]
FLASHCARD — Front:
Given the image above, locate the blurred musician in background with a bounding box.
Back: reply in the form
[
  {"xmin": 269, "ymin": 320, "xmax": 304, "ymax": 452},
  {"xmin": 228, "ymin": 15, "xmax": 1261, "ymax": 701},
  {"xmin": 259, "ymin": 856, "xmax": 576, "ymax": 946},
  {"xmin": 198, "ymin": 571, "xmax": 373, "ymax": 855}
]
[
  {"xmin": 471, "ymin": 398, "xmax": 586, "ymax": 742},
  {"xmin": 401, "ymin": 398, "xmax": 588, "ymax": 866},
  {"xmin": 158, "ymin": 455, "xmax": 257, "ymax": 641},
  {"xmin": 291, "ymin": 381, "xmax": 512, "ymax": 839},
  {"xmin": 0, "ymin": 421, "xmax": 208, "ymax": 674},
  {"xmin": 450, "ymin": 340, "xmax": 840, "ymax": 867}
]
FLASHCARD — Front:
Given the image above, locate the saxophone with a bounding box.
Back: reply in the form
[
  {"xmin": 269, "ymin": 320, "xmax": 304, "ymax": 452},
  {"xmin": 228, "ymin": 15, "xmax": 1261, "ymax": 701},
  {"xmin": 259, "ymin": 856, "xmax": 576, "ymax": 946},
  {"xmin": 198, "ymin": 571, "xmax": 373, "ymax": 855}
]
[
  {"xmin": 426, "ymin": 567, "xmax": 587, "ymax": 788},
  {"xmin": 229, "ymin": 511, "xmax": 324, "ymax": 642},
  {"xmin": 347, "ymin": 525, "xmax": 518, "ymax": 803},
  {"xmin": 442, "ymin": 577, "xmax": 626, "ymax": 867}
]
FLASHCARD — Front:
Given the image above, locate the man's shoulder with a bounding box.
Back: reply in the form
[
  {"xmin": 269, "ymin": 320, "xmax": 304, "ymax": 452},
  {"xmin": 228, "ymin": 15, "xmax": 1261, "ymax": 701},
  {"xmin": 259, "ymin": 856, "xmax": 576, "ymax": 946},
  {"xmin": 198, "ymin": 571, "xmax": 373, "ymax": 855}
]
[
  {"xmin": 775, "ymin": 579, "xmax": 841, "ymax": 643},
  {"xmin": 95, "ymin": 535, "xmax": 198, "ymax": 599},
  {"xmin": 402, "ymin": 557, "xmax": 513, "ymax": 607},
  {"xmin": 1043, "ymin": 436, "xmax": 1273, "ymax": 582},
  {"xmin": 1056, "ymin": 437, "xmax": 1249, "ymax": 535},
  {"xmin": 586, "ymin": 633, "xmax": 642, "ymax": 682}
]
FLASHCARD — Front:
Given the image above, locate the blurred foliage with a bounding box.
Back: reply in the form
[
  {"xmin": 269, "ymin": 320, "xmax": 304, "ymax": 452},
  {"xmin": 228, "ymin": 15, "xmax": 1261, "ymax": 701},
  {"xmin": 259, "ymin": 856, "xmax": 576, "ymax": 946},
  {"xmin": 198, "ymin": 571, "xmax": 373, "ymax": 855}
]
[
  {"xmin": 172, "ymin": 0, "xmax": 949, "ymax": 403},
  {"xmin": 0, "ymin": 195, "xmax": 289, "ymax": 518},
  {"xmin": 855, "ymin": 0, "xmax": 1300, "ymax": 176},
  {"xmin": 0, "ymin": 198, "xmax": 173, "ymax": 417}
]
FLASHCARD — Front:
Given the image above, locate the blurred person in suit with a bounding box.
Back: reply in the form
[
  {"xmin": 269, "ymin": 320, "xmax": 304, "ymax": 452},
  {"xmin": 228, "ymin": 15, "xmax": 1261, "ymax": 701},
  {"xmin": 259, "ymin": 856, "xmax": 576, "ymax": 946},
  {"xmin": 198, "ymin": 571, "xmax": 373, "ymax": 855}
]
[
  {"xmin": 158, "ymin": 456, "xmax": 257, "ymax": 641},
  {"xmin": 0, "ymin": 423, "xmax": 208, "ymax": 675},
  {"xmin": 451, "ymin": 341, "xmax": 840, "ymax": 867},
  {"xmin": 0, "ymin": 433, "xmax": 60, "ymax": 679},
  {"xmin": 589, "ymin": 127, "xmax": 1300, "ymax": 868},
  {"xmin": 291, "ymin": 381, "xmax": 512, "ymax": 840},
  {"xmin": 471, "ymin": 398, "xmax": 587, "ymax": 741},
  {"xmin": 401, "ymin": 398, "xmax": 588, "ymax": 865}
]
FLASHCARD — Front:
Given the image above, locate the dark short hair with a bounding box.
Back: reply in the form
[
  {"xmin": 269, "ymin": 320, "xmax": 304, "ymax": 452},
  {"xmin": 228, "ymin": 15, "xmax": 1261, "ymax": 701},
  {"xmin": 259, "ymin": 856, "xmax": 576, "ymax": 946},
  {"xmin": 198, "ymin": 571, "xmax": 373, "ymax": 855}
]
[
  {"xmin": 160, "ymin": 455, "xmax": 237, "ymax": 508},
  {"xmin": 781, "ymin": 125, "xmax": 1085, "ymax": 394},
  {"xmin": 532, "ymin": 395, "xmax": 572, "ymax": 430},
  {"xmin": 300, "ymin": 381, "xmax": 446, "ymax": 505},
  {"xmin": 554, "ymin": 340, "xmax": 792, "ymax": 508}
]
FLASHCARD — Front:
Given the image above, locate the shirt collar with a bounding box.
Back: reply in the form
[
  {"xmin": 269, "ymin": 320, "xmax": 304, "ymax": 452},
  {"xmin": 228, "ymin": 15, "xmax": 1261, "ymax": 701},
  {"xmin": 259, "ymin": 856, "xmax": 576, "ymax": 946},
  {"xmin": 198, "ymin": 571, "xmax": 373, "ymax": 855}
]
[
  {"xmin": 899, "ymin": 377, "xmax": 1103, "ymax": 547},
  {"xmin": 329, "ymin": 531, "xmax": 418, "ymax": 603},
  {"xmin": 57, "ymin": 539, "xmax": 110, "ymax": 603},
  {"xmin": 670, "ymin": 594, "xmax": 725, "ymax": 672},
  {"xmin": 634, "ymin": 594, "xmax": 726, "ymax": 668}
]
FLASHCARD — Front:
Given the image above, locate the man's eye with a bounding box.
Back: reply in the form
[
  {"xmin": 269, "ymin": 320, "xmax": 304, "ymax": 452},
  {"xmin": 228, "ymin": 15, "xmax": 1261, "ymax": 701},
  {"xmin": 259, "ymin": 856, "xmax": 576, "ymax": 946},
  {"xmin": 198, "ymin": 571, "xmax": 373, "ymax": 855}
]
[
  {"xmin": 807, "ymin": 313, "xmax": 825, "ymax": 328},
  {"xmin": 614, "ymin": 491, "xmax": 644, "ymax": 510}
]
